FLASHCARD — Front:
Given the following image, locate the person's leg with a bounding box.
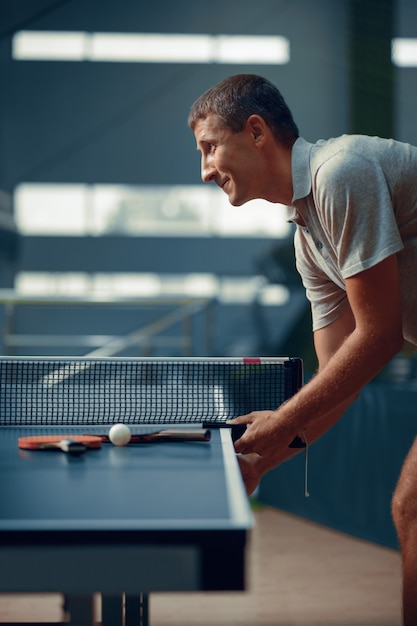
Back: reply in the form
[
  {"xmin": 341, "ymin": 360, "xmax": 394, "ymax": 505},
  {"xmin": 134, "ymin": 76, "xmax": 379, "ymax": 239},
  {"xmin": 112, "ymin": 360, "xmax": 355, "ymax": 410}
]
[{"xmin": 392, "ymin": 436, "xmax": 417, "ymax": 626}]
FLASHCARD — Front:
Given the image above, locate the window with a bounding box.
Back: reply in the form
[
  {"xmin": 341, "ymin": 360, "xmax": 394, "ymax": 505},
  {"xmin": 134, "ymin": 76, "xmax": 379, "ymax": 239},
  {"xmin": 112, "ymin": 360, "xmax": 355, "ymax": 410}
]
[
  {"xmin": 14, "ymin": 184, "xmax": 290, "ymax": 305},
  {"xmin": 15, "ymin": 271, "xmax": 289, "ymax": 306},
  {"xmin": 15, "ymin": 184, "xmax": 290, "ymax": 238},
  {"xmin": 392, "ymin": 38, "xmax": 417, "ymax": 67},
  {"xmin": 13, "ymin": 31, "xmax": 290, "ymax": 65}
]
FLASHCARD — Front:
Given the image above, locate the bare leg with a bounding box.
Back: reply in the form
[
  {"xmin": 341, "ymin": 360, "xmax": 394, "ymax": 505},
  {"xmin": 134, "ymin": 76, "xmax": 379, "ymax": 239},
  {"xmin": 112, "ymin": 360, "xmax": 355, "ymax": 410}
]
[{"xmin": 392, "ymin": 436, "xmax": 417, "ymax": 626}]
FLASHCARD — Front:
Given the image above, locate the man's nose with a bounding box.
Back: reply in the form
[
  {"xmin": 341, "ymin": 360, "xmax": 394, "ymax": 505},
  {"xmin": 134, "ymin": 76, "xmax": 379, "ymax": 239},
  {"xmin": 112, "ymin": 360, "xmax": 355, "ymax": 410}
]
[{"xmin": 201, "ymin": 156, "xmax": 216, "ymax": 183}]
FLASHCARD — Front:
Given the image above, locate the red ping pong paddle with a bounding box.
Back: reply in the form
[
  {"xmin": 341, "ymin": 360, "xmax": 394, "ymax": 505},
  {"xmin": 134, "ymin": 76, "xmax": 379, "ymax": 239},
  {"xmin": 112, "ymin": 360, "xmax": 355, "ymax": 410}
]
[{"xmin": 18, "ymin": 435, "xmax": 102, "ymax": 456}]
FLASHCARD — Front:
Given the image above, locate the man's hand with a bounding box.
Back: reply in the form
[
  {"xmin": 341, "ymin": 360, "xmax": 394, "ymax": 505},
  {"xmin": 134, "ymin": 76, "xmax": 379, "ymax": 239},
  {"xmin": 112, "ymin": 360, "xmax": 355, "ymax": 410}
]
[
  {"xmin": 229, "ymin": 409, "xmax": 297, "ymax": 465},
  {"xmin": 236, "ymin": 453, "xmax": 265, "ymax": 496}
]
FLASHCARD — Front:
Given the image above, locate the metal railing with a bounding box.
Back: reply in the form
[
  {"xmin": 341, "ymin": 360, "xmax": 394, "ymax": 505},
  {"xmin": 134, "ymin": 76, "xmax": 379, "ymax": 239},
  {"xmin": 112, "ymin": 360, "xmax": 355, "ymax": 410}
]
[{"xmin": 0, "ymin": 289, "xmax": 215, "ymax": 357}]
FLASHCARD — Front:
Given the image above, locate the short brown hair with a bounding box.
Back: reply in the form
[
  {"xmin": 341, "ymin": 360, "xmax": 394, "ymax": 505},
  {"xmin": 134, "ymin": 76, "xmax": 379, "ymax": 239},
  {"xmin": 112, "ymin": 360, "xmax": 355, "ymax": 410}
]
[{"xmin": 188, "ymin": 74, "xmax": 299, "ymax": 147}]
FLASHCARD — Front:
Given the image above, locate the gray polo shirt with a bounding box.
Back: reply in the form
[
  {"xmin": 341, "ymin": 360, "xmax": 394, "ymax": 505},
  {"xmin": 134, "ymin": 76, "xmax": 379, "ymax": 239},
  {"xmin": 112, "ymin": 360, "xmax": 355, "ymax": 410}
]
[{"xmin": 288, "ymin": 135, "xmax": 417, "ymax": 345}]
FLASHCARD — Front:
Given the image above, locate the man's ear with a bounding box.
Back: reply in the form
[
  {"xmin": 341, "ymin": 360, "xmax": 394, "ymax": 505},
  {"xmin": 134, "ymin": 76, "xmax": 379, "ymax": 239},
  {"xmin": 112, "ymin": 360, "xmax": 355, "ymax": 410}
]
[{"xmin": 246, "ymin": 114, "xmax": 267, "ymax": 146}]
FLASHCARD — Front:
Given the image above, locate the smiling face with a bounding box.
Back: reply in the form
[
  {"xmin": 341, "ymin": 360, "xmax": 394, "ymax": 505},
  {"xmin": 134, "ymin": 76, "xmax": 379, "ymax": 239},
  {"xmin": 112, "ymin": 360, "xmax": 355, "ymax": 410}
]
[{"xmin": 194, "ymin": 113, "xmax": 265, "ymax": 206}]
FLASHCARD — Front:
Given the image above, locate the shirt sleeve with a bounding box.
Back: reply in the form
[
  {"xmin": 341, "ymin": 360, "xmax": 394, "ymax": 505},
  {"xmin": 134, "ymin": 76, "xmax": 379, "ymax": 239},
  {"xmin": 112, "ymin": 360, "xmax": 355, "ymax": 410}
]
[
  {"xmin": 295, "ymin": 148, "xmax": 405, "ymax": 331},
  {"xmin": 313, "ymin": 149, "xmax": 404, "ymax": 278}
]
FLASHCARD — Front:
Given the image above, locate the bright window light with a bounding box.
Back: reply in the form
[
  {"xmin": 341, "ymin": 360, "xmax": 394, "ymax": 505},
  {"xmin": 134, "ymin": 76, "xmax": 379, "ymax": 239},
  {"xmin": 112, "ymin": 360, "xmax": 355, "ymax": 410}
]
[
  {"xmin": 14, "ymin": 184, "xmax": 291, "ymax": 238},
  {"xmin": 392, "ymin": 38, "xmax": 417, "ymax": 67},
  {"xmin": 15, "ymin": 185, "xmax": 87, "ymax": 235},
  {"xmin": 217, "ymin": 35, "xmax": 289, "ymax": 64},
  {"xmin": 13, "ymin": 31, "xmax": 86, "ymax": 60},
  {"xmin": 182, "ymin": 274, "xmax": 218, "ymax": 297},
  {"xmin": 258, "ymin": 284, "xmax": 290, "ymax": 306},
  {"xmin": 14, "ymin": 272, "xmax": 286, "ymax": 306},
  {"xmin": 12, "ymin": 31, "xmax": 290, "ymax": 65},
  {"xmin": 91, "ymin": 33, "xmax": 213, "ymax": 63}
]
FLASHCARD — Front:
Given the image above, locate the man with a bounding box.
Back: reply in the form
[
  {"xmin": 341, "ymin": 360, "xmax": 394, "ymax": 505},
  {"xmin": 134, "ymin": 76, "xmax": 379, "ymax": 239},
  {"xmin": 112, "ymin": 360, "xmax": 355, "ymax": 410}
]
[{"xmin": 188, "ymin": 74, "xmax": 417, "ymax": 625}]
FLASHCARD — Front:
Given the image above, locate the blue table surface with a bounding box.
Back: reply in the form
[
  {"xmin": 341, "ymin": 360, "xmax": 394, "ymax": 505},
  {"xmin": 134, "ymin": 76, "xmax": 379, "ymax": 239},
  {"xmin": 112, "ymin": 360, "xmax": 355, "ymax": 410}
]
[{"xmin": 0, "ymin": 426, "xmax": 252, "ymax": 532}]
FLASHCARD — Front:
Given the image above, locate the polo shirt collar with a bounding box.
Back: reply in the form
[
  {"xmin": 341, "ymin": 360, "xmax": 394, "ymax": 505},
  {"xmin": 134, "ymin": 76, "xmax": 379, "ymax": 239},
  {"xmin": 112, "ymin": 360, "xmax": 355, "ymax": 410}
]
[
  {"xmin": 286, "ymin": 137, "xmax": 313, "ymax": 222},
  {"xmin": 291, "ymin": 137, "xmax": 314, "ymax": 202}
]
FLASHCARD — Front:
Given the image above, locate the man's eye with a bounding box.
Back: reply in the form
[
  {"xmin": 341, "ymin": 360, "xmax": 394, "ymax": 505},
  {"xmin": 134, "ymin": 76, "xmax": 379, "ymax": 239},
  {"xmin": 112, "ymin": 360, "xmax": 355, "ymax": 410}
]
[{"xmin": 208, "ymin": 144, "xmax": 216, "ymax": 154}]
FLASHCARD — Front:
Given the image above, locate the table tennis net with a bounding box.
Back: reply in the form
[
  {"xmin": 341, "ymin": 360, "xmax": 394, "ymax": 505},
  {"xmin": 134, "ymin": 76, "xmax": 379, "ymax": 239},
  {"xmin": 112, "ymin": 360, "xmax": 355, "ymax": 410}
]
[{"xmin": 0, "ymin": 357, "xmax": 302, "ymax": 426}]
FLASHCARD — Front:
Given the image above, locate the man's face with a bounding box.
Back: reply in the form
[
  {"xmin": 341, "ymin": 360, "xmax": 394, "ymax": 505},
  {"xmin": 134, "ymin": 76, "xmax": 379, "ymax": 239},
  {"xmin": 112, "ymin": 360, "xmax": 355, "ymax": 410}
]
[{"xmin": 194, "ymin": 113, "xmax": 261, "ymax": 206}]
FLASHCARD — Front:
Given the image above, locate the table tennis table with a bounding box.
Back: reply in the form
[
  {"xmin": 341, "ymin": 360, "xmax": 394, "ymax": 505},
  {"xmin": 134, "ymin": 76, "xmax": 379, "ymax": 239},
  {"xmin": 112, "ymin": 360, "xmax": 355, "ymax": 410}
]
[{"xmin": 0, "ymin": 356, "xmax": 302, "ymax": 626}]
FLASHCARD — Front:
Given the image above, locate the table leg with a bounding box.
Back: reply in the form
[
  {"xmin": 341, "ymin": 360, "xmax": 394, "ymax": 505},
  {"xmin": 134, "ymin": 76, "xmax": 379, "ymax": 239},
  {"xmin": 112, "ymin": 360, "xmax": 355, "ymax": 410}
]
[
  {"xmin": 101, "ymin": 594, "xmax": 123, "ymax": 625},
  {"xmin": 65, "ymin": 594, "xmax": 96, "ymax": 626},
  {"xmin": 125, "ymin": 593, "xmax": 149, "ymax": 626}
]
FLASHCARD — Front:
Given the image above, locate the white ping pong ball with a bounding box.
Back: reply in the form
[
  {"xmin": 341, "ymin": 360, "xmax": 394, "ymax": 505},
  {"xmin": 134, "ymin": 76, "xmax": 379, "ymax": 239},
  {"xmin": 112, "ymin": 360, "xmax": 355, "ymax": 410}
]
[{"xmin": 109, "ymin": 423, "xmax": 132, "ymax": 447}]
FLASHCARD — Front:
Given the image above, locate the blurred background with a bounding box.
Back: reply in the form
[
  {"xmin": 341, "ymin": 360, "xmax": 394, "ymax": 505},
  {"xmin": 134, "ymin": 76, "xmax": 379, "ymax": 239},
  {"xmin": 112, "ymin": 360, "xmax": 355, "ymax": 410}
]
[{"xmin": 0, "ymin": 0, "xmax": 416, "ymax": 548}]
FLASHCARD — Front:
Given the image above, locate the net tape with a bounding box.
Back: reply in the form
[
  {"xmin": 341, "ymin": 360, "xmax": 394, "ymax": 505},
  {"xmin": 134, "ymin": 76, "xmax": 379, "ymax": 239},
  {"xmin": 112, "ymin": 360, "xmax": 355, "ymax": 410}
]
[{"xmin": 0, "ymin": 358, "xmax": 302, "ymax": 426}]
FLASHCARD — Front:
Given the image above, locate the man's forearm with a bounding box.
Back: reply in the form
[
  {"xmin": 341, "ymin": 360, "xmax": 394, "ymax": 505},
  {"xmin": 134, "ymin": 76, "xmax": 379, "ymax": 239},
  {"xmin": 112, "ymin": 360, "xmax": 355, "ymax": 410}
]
[{"xmin": 257, "ymin": 395, "xmax": 356, "ymax": 474}]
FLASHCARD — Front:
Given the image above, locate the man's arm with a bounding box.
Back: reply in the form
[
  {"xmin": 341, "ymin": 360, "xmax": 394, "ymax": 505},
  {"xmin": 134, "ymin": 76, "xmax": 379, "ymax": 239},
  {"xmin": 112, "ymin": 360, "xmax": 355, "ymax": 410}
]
[{"xmin": 232, "ymin": 254, "xmax": 404, "ymax": 493}]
